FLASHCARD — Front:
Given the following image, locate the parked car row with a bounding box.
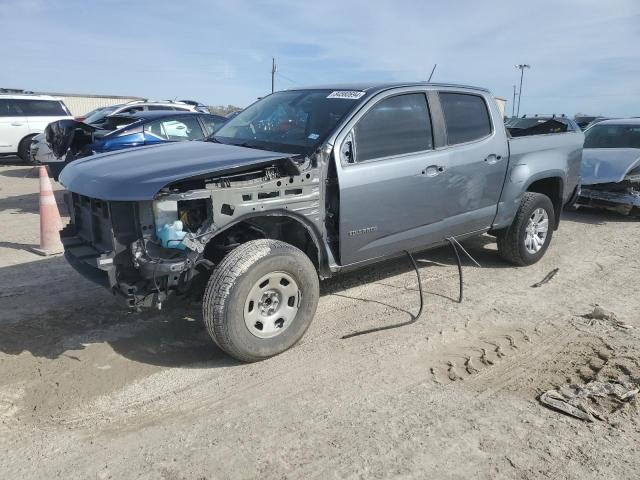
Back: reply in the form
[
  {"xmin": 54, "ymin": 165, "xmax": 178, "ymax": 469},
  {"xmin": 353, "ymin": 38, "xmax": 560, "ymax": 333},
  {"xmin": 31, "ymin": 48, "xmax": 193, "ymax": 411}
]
[
  {"xmin": 0, "ymin": 94, "xmax": 212, "ymax": 162},
  {"xmin": 42, "ymin": 110, "xmax": 227, "ymax": 179},
  {"xmin": 4, "ymin": 92, "xmax": 638, "ymax": 222}
]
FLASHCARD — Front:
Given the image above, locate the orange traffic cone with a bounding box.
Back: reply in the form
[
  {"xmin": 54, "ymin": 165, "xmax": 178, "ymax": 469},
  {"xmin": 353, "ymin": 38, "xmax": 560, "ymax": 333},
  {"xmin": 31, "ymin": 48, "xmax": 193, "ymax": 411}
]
[{"xmin": 30, "ymin": 166, "xmax": 64, "ymax": 256}]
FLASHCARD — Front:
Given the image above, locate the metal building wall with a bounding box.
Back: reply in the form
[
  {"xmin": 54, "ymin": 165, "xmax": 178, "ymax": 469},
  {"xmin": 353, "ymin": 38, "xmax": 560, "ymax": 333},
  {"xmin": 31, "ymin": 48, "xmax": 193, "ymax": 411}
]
[
  {"xmin": 494, "ymin": 97, "xmax": 507, "ymax": 119},
  {"xmin": 52, "ymin": 95, "xmax": 144, "ymax": 116}
]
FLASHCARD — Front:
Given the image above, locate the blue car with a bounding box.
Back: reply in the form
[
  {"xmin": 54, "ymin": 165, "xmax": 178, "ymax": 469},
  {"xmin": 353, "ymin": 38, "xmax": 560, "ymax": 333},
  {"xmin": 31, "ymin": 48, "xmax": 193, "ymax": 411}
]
[{"xmin": 45, "ymin": 111, "xmax": 227, "ymax": 179}]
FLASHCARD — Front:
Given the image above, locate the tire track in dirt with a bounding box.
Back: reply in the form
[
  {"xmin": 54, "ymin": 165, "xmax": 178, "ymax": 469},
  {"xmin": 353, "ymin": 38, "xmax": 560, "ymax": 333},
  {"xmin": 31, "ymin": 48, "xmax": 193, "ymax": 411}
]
[{"xmin": 55, "ymin": 312, "xmax": 566, "ymax": 432}]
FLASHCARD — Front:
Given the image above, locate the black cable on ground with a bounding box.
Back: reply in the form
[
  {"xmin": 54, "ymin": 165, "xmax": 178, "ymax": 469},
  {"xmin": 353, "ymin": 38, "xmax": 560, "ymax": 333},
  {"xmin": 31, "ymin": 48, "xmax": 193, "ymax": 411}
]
[
  {"xmin": 531, "ymin": 267, "xmax": 559, "ymax": 288},
  {"xmin": 341, "ymin": 250, "xmax": 424, "ymax": 339},
  {"xmin": 447, "ymin": 238, "xmax": 464, "ymax": 303}
]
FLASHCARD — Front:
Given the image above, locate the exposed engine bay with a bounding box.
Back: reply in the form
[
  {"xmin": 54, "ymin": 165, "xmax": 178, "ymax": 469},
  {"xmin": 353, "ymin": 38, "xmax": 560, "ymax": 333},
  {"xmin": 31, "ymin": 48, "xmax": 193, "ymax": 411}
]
[{"xmin": 61, "ymin": 151, "xmax": 333, "ymax": 309}]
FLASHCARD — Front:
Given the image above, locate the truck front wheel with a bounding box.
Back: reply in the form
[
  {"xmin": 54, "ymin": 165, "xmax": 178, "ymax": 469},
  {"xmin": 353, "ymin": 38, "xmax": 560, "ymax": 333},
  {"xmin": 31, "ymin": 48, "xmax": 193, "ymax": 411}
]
[
  {"xmin": 202, "ymin": 239, "xmax": 320, "ymax": 362},
  {"xmin": 497, "ymin": 192, "xmax": 555, "ymax": 266}
]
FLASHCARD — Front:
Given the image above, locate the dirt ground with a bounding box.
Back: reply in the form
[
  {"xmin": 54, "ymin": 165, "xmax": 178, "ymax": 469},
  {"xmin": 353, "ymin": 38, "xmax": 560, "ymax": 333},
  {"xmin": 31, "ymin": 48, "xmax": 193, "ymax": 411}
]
[{"xmin": 1, "ymin": 161, "xmax": 638, "ymax": 480}]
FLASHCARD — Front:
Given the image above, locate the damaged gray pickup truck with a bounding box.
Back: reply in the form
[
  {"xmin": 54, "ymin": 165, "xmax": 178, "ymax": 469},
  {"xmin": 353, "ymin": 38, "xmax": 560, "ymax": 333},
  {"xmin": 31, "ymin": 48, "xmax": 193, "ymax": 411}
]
[{"xmin": 59, "ymin": 83, "xmax": 583, "ymax": 361}]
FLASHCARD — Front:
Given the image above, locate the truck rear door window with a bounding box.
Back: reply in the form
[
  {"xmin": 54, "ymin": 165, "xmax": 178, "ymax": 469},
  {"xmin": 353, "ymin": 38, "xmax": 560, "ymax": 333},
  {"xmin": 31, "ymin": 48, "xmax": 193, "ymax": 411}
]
[
  {"xmin": 439, "ymin": 93, "xmax": 492, "ymax": 145},
  {"xmin": 355, "ymin": 93, "xmax": 433, "ymax": 162},
  {"xmin": 147, "ymin": 105, "xmax": 175, "ymax": 111},
  {"xmin": 13, "ymin": 99, "xmax": 67, "ymax": 117}
]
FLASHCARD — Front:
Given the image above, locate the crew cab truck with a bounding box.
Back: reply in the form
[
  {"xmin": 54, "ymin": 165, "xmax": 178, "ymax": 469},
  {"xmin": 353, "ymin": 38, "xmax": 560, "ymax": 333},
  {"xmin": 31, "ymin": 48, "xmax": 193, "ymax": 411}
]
[{"xmin": 59, "ymin": 83, "xmax": 583, "ymax": 362}]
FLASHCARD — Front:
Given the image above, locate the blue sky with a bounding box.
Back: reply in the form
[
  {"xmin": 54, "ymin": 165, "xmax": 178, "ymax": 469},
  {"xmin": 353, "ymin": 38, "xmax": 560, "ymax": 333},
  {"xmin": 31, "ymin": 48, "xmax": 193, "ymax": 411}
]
[{"xmin": 1, "ymin": 0, "xmax": 639, "ymax": 116}]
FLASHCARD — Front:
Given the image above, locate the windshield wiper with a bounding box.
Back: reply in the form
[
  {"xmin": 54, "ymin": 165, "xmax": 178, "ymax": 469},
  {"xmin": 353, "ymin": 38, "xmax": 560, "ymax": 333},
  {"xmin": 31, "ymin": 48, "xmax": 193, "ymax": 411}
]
[
  {"xmin": 233, "ymin": 141, "xmax": 264, "ymax": 150},
  {"xmin": 206, "ymin": 135, "xmax": 225, "ymax": 144}
]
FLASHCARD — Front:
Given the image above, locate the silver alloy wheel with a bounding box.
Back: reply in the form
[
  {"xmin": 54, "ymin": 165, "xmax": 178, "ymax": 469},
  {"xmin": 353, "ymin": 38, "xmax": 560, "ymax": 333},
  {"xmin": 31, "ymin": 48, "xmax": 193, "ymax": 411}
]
[
  {"xmin": 244, "ymin": 271, "xmax": 300, "ymax": 339},
  {"xmin": 524, "ymin": 207, "xmax": 549, "ymax": 254}
]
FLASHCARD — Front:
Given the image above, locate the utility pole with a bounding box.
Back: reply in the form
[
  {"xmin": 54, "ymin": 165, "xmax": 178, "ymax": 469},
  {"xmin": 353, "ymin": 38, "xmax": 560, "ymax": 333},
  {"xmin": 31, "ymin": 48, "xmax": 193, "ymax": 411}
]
[
  {"xmin": 271, "ymin": 58, "xmax": 277, "ymax": 94},
  {"xmin": 515, "ymin": 64, "xmax": 530, "ymax": 117},
  {"xmin": 512, "ymin": 85, "xmax": 517, "ymax": 117}
]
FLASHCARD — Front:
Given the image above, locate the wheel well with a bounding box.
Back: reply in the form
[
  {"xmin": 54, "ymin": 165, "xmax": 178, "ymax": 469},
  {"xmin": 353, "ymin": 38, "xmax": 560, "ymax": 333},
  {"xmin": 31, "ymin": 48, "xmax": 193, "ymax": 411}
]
[
  {"xmin": 19, "ymin": 133, "xmax": 37, "ymax": 147},
  {"xmin": 527, "ymin": 177, "xmax": 563, "ymax": 228},
  {"xmin": 18, "ymin": 133, "xmax": 37, "ymax": 153},
  {"xmin": 204, "ymin": 215, "xmax": 321, "ymax": 270}
]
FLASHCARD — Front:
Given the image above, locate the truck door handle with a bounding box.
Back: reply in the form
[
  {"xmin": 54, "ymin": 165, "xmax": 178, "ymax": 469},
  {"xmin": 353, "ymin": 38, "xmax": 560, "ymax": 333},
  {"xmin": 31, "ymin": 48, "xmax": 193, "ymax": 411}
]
[
  {"xmin": 484, "ymin": 154, "xmax": 501, "ymax": 165},
  {"xmin": 422, "ymin": 165, "xmax": 445, "ymax": 177},
  {"xmin": 11, "ymin": 122, "xmax": 24, "ymax": 126}
]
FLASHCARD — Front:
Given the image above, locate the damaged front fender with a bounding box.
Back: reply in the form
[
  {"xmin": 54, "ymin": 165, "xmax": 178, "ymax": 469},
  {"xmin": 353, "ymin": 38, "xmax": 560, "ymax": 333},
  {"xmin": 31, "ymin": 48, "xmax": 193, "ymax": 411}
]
[{"xmin": 59, "ymin": 140, "xmax": 303, "ymax": 201}]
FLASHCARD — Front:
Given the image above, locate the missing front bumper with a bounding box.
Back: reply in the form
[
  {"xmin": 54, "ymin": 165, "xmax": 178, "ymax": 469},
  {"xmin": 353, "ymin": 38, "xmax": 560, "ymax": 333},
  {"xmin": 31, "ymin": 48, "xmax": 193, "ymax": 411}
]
[
  {"xmin": 577, "ymin": 187, "xmax": 640, "ymax": 216},
  {"xmin": 63, "ymin": 231, "xmax": 194, "ymax": 309}
]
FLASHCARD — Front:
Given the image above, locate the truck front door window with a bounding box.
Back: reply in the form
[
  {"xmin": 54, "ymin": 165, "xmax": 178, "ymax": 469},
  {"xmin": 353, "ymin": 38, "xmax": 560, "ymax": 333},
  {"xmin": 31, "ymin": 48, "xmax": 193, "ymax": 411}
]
[{"xmin": 354, "ymin": 93, "xmax": 433, "ymax": 162}]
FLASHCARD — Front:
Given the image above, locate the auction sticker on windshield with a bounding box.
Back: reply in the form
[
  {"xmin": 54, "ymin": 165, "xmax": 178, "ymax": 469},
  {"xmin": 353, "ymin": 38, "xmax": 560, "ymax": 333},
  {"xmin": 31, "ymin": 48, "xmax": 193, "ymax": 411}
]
[{"xmin": 327, "ymin": 91, "xmax": 366, "ymax": 99}]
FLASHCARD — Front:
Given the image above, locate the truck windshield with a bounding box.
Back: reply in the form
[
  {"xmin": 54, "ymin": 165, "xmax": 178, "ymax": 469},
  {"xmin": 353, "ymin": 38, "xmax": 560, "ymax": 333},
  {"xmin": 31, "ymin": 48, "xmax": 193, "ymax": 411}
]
[
  {"xmin": 584, "ymin": 124, "xmax": 640, "ymax": 149},
  {"xmin": 212, "ymin": 90, "xmax": 363, "ymax": 155}
]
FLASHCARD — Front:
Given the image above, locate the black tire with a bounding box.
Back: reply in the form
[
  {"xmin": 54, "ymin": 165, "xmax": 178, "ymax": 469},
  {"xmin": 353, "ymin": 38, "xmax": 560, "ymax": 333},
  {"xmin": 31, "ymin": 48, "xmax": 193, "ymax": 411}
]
[
  {"xmin": 497, "ymin": 192, "xmax": 555, "ymax": 266},
  {"xmin": 202, "ymin": 239, "xmax": 319, "ymax": 362},
  {"xmin": 17, "ymin": 134, "xmax": 36, "ymax": 163}
]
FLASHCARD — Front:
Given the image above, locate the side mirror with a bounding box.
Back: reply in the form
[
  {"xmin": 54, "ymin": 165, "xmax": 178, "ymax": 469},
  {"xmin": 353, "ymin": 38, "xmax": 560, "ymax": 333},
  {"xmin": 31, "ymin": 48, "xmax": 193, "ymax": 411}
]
[{"xmin": 340, "ymin": 131, "xmax": 355, "ymax": 164}]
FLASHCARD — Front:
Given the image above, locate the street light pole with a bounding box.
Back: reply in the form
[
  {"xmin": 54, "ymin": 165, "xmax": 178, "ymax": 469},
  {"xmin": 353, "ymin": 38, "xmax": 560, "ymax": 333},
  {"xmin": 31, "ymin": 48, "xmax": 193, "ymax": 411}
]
[
  {"xmin": 515, "ymin": 64, "xmax": 530, "ymax": 117},
  {"xmin": 271, "ymin": 58, "xmax": 277, "ymax": 94},
  {"xmin": 512, "ymin": 85, "xmax": 517, "ymax": 117}
]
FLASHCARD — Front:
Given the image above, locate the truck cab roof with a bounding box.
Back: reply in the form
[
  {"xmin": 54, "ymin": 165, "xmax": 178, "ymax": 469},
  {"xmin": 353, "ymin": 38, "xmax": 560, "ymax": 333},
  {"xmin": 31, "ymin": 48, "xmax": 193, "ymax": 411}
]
[{"xmin": 284, "ymin": 82, "xmax": 491, "ymax": 95}]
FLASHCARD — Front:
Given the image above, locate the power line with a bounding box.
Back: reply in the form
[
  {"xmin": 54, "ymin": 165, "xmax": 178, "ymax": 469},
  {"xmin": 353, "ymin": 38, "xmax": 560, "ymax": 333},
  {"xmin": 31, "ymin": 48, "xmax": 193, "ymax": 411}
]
[
  {"xmin": 520, "ymin": 93, "xmax": 639, "ymax": 99},
  {"xmin": 276, "ymin": 71, "xmax": 303, "ymax": 87}
]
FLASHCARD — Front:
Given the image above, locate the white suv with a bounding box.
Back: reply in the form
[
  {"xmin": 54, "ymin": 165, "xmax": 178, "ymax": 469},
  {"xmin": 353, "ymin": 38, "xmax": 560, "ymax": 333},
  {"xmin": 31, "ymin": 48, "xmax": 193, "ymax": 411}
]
[{"xmin": 0, "ymin": 94, "xmax": 73, "ymax": 161}]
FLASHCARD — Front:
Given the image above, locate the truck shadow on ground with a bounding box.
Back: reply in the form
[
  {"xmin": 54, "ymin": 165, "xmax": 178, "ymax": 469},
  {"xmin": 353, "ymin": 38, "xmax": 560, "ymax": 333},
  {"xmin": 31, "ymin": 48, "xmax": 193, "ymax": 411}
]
[
  {"xmin": 0, "ymin": 277, "xmax": 238, "ymax": 369},
  {"xmin": 0, "ymin": 236, "xmax": 502, "ymax": 369},
  {"xmin": 0, "ymin": 191, "xmax": 68, "ymax": 216},
  {"xmin": 0, "ymin": 156, "xmax": 29, "ymax": 166},
  {"xmin": 0, "ymin": 240, "xmax": 39, "ymax": 251},
  {"xmin": 0, "ymin": 165, "xmax": 40, "ymax": 178},
  {"xmin": 1, "ymin": 208, "xmax": 622, "ymax": 370},
  {"xmin": 562, "ymin": 208, "xmax": 639, "ymax": 225}
]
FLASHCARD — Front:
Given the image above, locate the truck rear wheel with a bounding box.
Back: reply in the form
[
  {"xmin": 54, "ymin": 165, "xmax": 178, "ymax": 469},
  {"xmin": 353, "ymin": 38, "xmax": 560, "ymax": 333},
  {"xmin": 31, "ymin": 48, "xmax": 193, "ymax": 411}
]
[
  {"xmin": 497, "ymin": 192, "xmax": 555, "ymax": 266},
  {"xmin": 202, "ymin": 239, "xmax": 319, "ymax": 362}
]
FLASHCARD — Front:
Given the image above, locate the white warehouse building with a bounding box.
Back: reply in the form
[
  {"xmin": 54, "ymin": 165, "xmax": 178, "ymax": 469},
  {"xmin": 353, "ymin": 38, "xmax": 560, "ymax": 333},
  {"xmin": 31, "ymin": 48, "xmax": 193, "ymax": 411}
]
[
  {"xmin": 494, "ymin": 97, "xmax": 507, "ymax": 119},
  {"xmin": 1, "ymin": 88, "xmax": 144, "ymax": 116}
]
